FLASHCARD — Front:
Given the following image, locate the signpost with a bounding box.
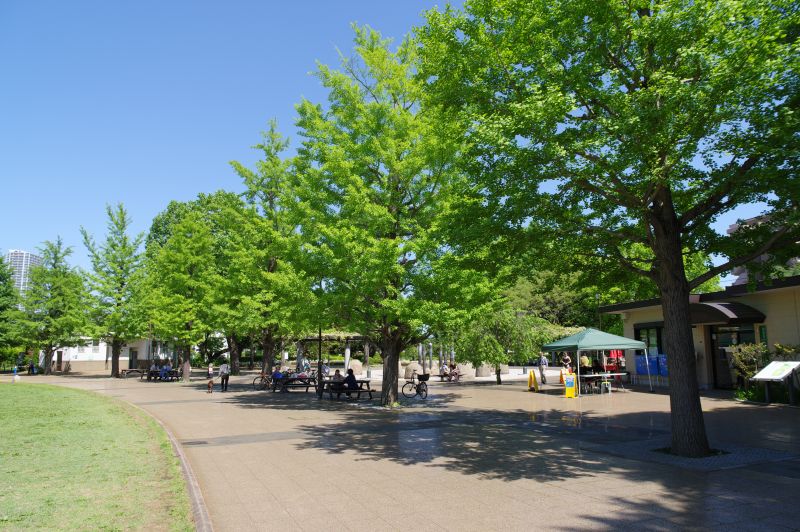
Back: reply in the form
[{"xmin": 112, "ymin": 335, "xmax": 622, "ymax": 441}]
[{"xmin": 752, "ymin": 361, "xmax": 800, "ymax": 404}]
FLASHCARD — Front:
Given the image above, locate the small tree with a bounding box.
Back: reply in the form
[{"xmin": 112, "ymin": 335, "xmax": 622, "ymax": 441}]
[
  {"xmin": 82, "ymin": 204, "xmax": 146, "ymax": 378},
  {"xmin": 20, "ymin": 238, "xmax": 87, "ymax": 374},
  {"xmin": 729, "ymin": 343, "xmax": 770, "ymax": 388}
]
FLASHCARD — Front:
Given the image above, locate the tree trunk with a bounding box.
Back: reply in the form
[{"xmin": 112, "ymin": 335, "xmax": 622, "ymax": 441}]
[
  {"xmin": 182, "ymin": 345, "xmax": 192, "ymax": 382},
  {"xmin": 111, "ymin": 338, "xmax": 122, "ymax": 378},
  {"xmin": 42, "ymin": 348, "xmax": 54, "ymax": 375},
  {"xmin": 227, "ymin": 334, "xmax": 241, "ymax": 375},
  {"xmin": 380, "ymin": 339, "xmax": 402, "ymax": 406},
  {"xmin": 651, "ymin": 187, "xmax": 711, "ymax": 457},
  {"xmin": 261, "ymin": 330, "xmax": 275, "ymax": 373},
  {"xmin": 495, "ymin": 366, "xmax": 502, "ymax": 385}
]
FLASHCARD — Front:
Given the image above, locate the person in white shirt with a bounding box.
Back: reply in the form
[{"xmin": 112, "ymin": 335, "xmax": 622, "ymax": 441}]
[
  {"xmin": 219, "ymin": 361, "xmax": 230, "ymax": 392},
  {"xmin": 538, "ymin": 353, "xmax": 548, "ymax": 384}
]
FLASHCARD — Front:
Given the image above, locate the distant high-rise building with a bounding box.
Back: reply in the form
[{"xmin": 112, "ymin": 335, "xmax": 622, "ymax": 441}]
[{"xmin": 5, "ymin": 249, "xmax": 43, "ymax": 294}]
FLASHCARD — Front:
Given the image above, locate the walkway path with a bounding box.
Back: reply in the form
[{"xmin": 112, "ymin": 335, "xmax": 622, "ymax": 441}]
[{"xmin": 6, "ymin": 373, "xmax": 800, "ymax": 531}]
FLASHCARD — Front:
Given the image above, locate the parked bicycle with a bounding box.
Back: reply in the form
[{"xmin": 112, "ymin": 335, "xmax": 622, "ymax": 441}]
[
  {"xmin": 252, "ymin": 372, "xmax": 273, "ymax": 391},
  {"xmin": 402, "ymin": 370, "xmax": 429, "ymax": 399}
]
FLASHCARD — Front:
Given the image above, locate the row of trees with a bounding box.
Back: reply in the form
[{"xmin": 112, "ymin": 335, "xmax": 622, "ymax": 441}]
[{"xmin": 3, "ymin": 1, "xmax": 796, "ymax": 456}]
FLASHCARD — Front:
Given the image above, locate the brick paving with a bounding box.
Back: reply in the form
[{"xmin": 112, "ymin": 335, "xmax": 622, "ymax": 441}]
[{"xmin": 5, "ymin": 372, "xmax": 800, "ymax": 531}]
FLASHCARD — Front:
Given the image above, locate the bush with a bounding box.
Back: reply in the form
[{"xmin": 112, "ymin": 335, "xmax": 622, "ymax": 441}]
[
  {"xmin": 773, "ymin": 344, "xmax": 800, "ymax": 360},
  {"xmin": 731, "ymin": 343, "xmax": 799, "ymax": 404},
  {"xmin": 729, "ymin": 343, "xmax": 770, "ymax": 384}
]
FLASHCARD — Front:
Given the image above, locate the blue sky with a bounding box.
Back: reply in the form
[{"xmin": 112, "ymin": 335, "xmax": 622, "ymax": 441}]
[
  {"xmin": 0, "ymin": 0, "xmax": 761, "ymax": 285},
  {"xmin": 0, "ymin": 1, "xmax": 448, "ymax": 268}
]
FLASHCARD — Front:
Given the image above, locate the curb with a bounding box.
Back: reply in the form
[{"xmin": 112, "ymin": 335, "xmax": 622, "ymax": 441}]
[{"xmin": 131, "ymin": 404, "xmax": 214, "ymax": 532}]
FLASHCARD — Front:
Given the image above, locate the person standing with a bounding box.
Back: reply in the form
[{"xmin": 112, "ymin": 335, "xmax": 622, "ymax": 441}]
[
  {"xmin": 538, "ymin": 352, "xmax": 548, "ymax": 385},
  {"xmin": 207, "ymin": 362, "xmax": 214, "ymax": 380},
  {"xmin": 219, "ymin": 360, "xmax": 230, "ymax": 392}
]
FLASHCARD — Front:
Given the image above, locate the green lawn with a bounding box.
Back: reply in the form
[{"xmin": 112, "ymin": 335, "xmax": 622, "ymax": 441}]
[{"xmin": 0, "ymin": 383, "xmax": 192, "ymax": 531}]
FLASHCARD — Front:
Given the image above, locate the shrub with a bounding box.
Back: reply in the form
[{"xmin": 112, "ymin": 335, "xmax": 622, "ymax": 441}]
[
  {"xmin": 729, "ymin": 343, "xmax": 770, "ymax": 385},
  {"xmin": 731, "ymin": 343, "xmax": 799, "ymax": 404}
]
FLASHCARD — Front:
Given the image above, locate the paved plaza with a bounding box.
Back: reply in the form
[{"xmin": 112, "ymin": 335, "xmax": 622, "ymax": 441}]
[{"xmin": 5, "ymin": 372, "xmax": 800, "ymax": 531}]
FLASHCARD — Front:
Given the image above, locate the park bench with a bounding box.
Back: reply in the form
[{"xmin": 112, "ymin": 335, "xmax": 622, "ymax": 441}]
[
  {"xmin": 322, "ymin": 379, "xmax": 373, "ymax": 400},
  {"xmin": 120, "ymin": 368, "xmax": 145, "ymax": 378},
  {"xmin": 271, "ymin": 375, "xmax": 316, "ymax": 393},
  {"xmin": 141, "ymin": 369, "xmax": 182, "ymax": 381}
]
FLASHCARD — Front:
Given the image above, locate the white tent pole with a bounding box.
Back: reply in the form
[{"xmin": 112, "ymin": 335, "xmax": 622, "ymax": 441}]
[{"xmin": 576, "ymin": 349, "xmax": 581, "ymax": 397}]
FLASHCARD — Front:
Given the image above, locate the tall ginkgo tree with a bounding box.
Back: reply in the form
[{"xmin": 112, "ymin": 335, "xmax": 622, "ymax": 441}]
[
  {"xmin": 230, "ymin": 124, "xmax": 315, "ymax": 373},
  {"xmin": 292, "ymin": 27, "xmax": 494, "ymax": 405},
  {"xmin": 146, "ymin": 210, "xmax": 218, "ymax": 379},
  {"xmin": 20, "ymin": 238, "xmax": 87, "ymax": 374},
  {"xmin": 82, "ymin": 204, "xmax": 146, "ymax": 378}
]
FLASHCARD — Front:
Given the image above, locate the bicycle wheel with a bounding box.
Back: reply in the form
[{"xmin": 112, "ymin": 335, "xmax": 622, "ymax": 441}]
[
  {"xmin": 253, "ymin": 376, "xmax": 270, "ymax": 390},
  {"xmin": 418, "ymin": 381, "xmax": 428, "ymax": 399},
  {"xmin": 402, "ymin": 382, "xmax": 416, "ymax": 398}
]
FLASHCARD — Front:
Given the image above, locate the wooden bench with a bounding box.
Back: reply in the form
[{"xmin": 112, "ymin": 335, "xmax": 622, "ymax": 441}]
[
  {"xmin": 272, "ymin": 376, "xmax": 316, "ymax": 393},
  {"xmin": 322, "ymin": 379, "xmax": 373, "ymax": 400},
  {"xmin": 120, "ymin": 368, "xmax": 145, "ymax": 378},
  {"xmin": 142, "ymin": 369, "xmax": 182, "ymax": 382}
]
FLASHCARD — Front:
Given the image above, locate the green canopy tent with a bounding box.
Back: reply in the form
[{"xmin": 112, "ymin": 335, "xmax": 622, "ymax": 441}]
[{"xmin": 542, "ymin": 328, "xmax": 646, "ymax": 396}]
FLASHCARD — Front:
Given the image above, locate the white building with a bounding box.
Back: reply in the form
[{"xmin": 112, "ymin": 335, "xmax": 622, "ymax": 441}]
[
  {"xmin": 52, "ymin": 338, "xmax": 177, "ymax": 373},
  {"xmin": 5, "ymin": 249, "xmax": 42, "ymax": 294}
]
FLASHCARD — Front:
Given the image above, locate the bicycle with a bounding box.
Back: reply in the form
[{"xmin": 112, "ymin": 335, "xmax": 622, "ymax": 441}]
[
  {"xmin": 252, "ymin": 372, "xmax": 273, "ymax": 391},
  {"xmin": 402, "ymin": 371, "xmax": 429, "ymax": 399}
]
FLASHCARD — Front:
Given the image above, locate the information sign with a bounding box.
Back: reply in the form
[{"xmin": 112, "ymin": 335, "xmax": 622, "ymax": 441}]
[
  {"xmin": 752, "ymin": 361, "xmax": 800, "ymax": 382},
  {"xmin": 564, "ymin": 374, "xmax": 576, "ymax": 398}
]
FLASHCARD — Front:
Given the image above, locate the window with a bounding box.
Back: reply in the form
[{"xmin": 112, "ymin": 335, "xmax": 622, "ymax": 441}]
[
  {"xmin": 92, "ymin": 339, "xmax": 100, "ymax": 353},
  {"xmin": 635, "ymin": 327, "xmax": 662, "ymax": 354},
  {"xmin": 759, "ymin": 325, "xmax": 768, "ymax": 345}
]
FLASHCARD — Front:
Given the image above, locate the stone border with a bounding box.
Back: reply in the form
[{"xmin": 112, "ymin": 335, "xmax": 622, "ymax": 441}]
[
  {"xmin": 130, "ymin": 403, "xmax": 214, "ymax": 532},
  {"xmin": 583, "ymin": 437, "xmax": 798, "ymax": 472}
]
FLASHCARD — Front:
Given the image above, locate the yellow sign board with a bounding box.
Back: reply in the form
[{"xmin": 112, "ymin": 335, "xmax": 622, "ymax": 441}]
[{"xmin": 564, "ymin": 374, "xmax": 577, "ymax": 398}]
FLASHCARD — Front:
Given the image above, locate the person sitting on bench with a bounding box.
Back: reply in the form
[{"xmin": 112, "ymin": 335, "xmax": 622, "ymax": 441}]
[
  {"xmin": 159, "ymin": 361, "xmax": 172, "ymax": 380},
  {"xmin": 344, "ymin": 368, "xmax": 358, "ymax": 390},
  {"xmin": 343, "ymin": 368, "xmax": 358, "ymax": 397},
  {"xmin": 440, "ymin": 363, "xmax": 450, "ymax": 381}
]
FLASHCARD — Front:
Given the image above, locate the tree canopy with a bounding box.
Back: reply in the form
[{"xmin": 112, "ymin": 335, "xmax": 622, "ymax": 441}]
[
  {"xmin": 82, "ymin": 203, "xmax": 146, "ymax": 377},
  {"xmin": 292, "ymin": 26, "xmax": 495, "ymax": 404},
  {"xmin": 145, "ymin": 210, "xmax": 218, "ymax": 368},
  {"xmin": 419, "ymin": 0, "xmax": 799, "ymax": 455},
  {"xmin": 19, "ymin": 238, "xmax": 87, "ymax": 374},
  {"xmin": 0, "ymin": 257, "xmax": 20, "ymax": 364}
]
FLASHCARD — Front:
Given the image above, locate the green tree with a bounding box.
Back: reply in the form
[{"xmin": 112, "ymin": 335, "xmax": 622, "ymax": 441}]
[
  {"xmin": 292, "ymin": 27, "xmax": 494, "ymax": 404},
  {"xmin": 192, "ymin": 191, "xmax": 250, "ymax": 375},
  {"xmin": 20, "ymin": 238, "xmax": 87, "ymax": 374},
  {"xmin": 0, "ymin": 257, "xmax": 21, "ymax": 367},
  {"xmin": 146, "ymin": 211, "xmax": 218, "ymax": 379},
  {"xmin": 456, "ymin": 304, "xmax": 541, "ymax": 384},
  {"xmin": 81, "ymin": 204, "xmax": 146, "ymax": 378},
  {"xmin": 230, "ymin": 125, "xmax": 315, "ymax": 373},
  {"xmin": 420, "ymin": 0, "xmax": 799, "ymax": 456}
]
